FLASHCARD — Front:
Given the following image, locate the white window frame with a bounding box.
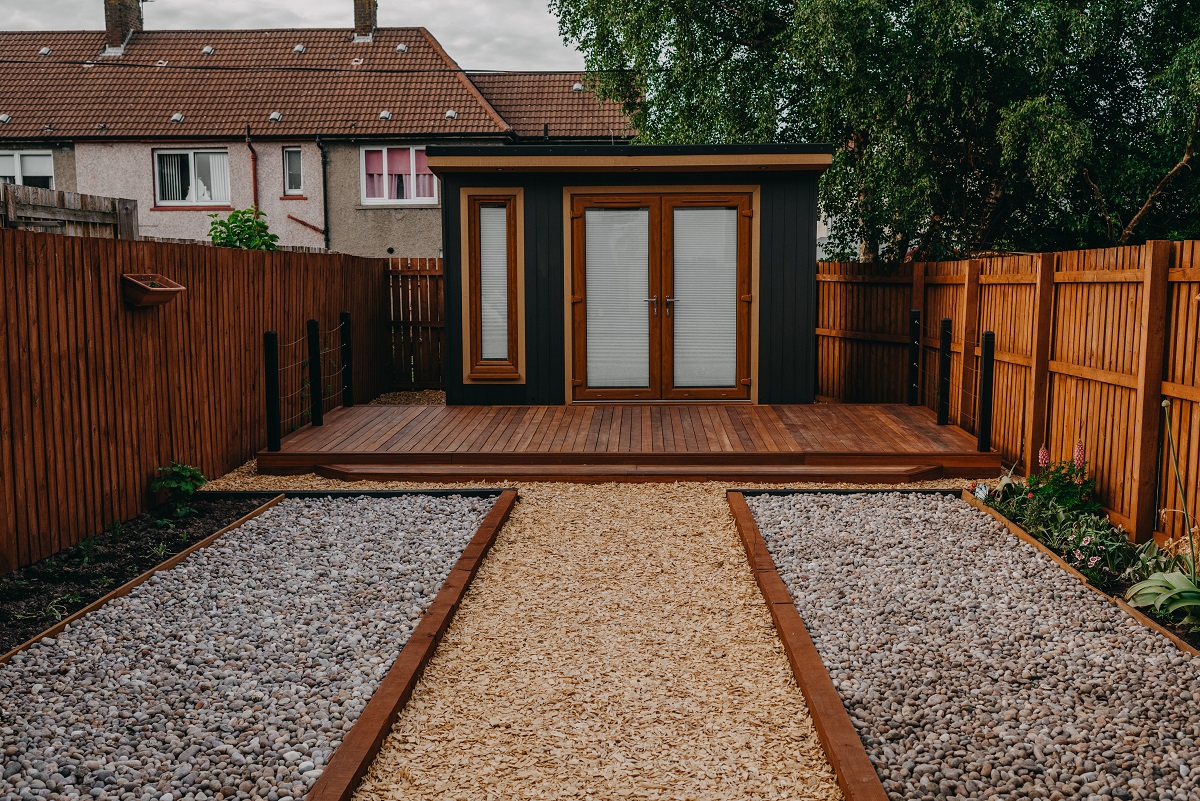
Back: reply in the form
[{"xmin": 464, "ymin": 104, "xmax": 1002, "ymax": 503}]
[
  {"xmin": 283, "ymin": 147, "xmax": 303, "ymax": 195},
  {"xmin": 153, "ymin": 148, "xmax": 231, "ymax": 207},
  {"xmin": 359, "ymin": 145, "xmax": 438, "ymax": 206},
  {"xmin": 0, "ymin": 150, "xmax": 55, "ymax": 189}
]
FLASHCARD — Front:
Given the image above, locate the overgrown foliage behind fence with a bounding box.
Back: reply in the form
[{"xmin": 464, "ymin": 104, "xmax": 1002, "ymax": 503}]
[
  {"xmin": 0, "ymin": 228, "xmax": 390, "ymax": 572},
  {"xmin": 818, "ymin": 241, "xmax": 1200, "ymax": 542}
]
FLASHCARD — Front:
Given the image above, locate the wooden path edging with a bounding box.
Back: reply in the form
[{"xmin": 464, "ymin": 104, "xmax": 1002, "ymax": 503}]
[
  {"xmin": 726, "ymin": 491, "xmax": 889, "ymax": 801},
  {"xmin": 0, "ymin": 494, "xmax": 287, "ymax": 666},
  {"xmin": 307, "ymin": 488, "xmax": 519, "ymax": 801},
  {"xmin": 961, "ymin": 491, "xmax": 1199, "ymax": 656}
]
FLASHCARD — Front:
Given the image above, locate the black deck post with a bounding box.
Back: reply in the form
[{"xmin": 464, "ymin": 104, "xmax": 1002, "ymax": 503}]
[
  {"xmin": 908, "ymin": 309, "xmax": 921, "ymax": 405},
  {"xmin": 977, "ymin": 330, "xmax": 995, "ymax": 452},
  {"xmin": 340, "ymin": 310, "xmax": 354, "ymax": 407},
  {"xmin": 307, "ymin": 318, "xmax": 323, "ymax": 427},
  {"xmin": 263, "ymin": 331, "xmax": 281, "ymax": 452},
  {"xmin": 937, "ymin": 318, "xmax": 952, "ymax": 426}
]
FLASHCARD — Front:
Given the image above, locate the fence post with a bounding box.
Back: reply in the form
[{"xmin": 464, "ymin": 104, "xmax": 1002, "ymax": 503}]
[
  {"xmin": 937, "ymin": 318, "xmax": 952, "ymax": 425},
  {"xmin": 957, "ymin": 259, "xmax": 982, "ymax": 430},
  {"xmin": 1129, "ymin": 240, "xmax": 1172, "ymax": 541},
  {"xmin": 1023, "ymin": 252, "xmax": 1056, "ymax": 476},
  {"xmin": 908, "ymin": 309, "xmax": 921, "ymax": 405},
  {"xmin": 263, "ymin": 331, "xmax": 281, "ymax": 452},
  {"xmin": 977, "ymin": 331, "xmax": 995, "ymax": 452},
  {"xmin": 340, "ymin": 310, "xmax": 354, "ymax": 407},
  {"xmin": 307, "ymin": 318, "xmax": 323, "ymax": 427}
]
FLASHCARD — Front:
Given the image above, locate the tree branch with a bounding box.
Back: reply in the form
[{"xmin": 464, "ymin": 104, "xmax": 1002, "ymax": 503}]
[
  {"xmin": 1083, "ymin": 168, "xmax": 1116, "ymax": 245},
  {"xmin": 1119, "ymin": 97, "xmax": 1200, "ymax": 244}
]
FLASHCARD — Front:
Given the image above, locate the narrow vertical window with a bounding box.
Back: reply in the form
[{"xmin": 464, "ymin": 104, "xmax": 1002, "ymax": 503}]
[
  {"xmin": 467, "ymin": 194, "xmax": 520, "ymax": 379},
  {"xmin": 283, "ymin": 147, "xmax": 303, "ymax": 194}
]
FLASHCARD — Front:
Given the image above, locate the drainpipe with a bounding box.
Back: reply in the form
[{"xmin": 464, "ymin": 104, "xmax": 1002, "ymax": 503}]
[
  {"xmin": 316, "ymin": 135, "xmax": 331, "ymax": 250},
  {"xmin": 245, "ymin": 124, "xmax": 260, "ymax": 213}
]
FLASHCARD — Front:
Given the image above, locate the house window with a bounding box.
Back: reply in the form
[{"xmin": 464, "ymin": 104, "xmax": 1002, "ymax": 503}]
[
  {"xmin": 283, "ymin": 147, "xmax": 303, "ymax": 195},
  {"xmin": 154, "ymin": 149, "xmax": 231, "ymax": 205},
  {"xmin": 466, "ymin": 193, "xmax": 520, "ymax": 379},
  {"xmin": 361, "ymin": 146, "xmax": 436, "ymax": 204},
  {"xmin": 0, "ymin": 151, "xmax": 54, "ymax": 189}
]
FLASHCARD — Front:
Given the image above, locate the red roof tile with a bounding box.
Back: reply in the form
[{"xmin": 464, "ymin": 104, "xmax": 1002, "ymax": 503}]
[
  {"xmin": 0, "ymin": 28, "xmax": 511, "ymax": 140},
  {"xmin": 468, "ymin": 72, "xmax": 632, "ymax": 140}
]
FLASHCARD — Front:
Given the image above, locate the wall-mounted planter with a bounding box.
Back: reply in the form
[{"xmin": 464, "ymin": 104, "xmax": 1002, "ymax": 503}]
[{"xmin": 121, "ymin": 273, "xmax": 186, "ymax": 308}]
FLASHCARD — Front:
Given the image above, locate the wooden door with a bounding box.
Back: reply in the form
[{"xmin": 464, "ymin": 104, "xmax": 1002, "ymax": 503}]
[{"xmin": 571, "ymin": 192, "xmax": 751, "ymax": 401}]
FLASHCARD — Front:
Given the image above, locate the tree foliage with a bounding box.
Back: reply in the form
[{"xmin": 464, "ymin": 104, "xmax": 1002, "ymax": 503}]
[
  {"xmin": 551, "ymin": 0, "xmax": 1200, "ymax": 260},
  {"xmin": 208, "ymin": 207, "xmax": 280, "ymax": 251}
]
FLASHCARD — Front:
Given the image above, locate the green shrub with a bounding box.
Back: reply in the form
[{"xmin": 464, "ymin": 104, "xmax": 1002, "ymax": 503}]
[
  {"xmin": 151, "ymin": 461, "xmax": 207, "ymax": 520},
  {"xmin": 208, "ymin": 207, "xmax": 280, "ymax": 251}
]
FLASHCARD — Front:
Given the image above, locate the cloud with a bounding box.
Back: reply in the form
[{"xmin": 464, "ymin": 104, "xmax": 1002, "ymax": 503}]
[{"xmin": 1, "ymin": 0, "xmax": 584, "ymax": 71}]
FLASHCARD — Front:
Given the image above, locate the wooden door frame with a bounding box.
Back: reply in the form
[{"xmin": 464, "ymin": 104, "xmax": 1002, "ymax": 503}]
[
  {"xmin": 570, "ymin": 194, "xmax": 664, "ymax": 401},
  {"xmin": 660, "ymin": 193, "xmax": 753, "ymax": 400}
]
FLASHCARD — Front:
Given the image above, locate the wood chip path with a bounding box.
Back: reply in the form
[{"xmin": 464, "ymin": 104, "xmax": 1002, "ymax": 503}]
[{"xmin": 206, "ymin": 466, "xmax": 972, "ymax": 799}]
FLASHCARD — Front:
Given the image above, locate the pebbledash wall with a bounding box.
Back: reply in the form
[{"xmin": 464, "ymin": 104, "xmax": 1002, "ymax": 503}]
[{"xmin": 72, "ymin": 141, "xmax": 326, "ymax": 248}]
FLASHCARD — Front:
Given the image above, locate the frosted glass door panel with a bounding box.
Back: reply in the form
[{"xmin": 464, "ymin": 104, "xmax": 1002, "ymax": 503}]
[
  {"xmin": 478, "ymin": 204, "xmax": 509, "ymax": 359},
  {"xmin": 672, "ymin": 208, "xmax": 737, "ymax": 387},
  {"xmin": 585, "ymin": 208, "xmax": 650, "ymax": 388}
]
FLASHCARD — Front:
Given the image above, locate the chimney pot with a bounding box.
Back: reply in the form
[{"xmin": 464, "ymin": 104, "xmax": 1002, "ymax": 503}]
[
  {"xmin": 104, "ymin": 0, "xmax": 143, "ymax": 52},
  {"xmin": 353, "ymin": 0, "xmax": 377, "ymax": 39}
]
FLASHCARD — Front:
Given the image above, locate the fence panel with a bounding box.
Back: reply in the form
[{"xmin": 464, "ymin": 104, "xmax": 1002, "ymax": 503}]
[
  {"xmin": 0, "ymin": 184, "xmax": 138, "ymax": 239},
  {"xmin": 0, "ymin": 228, "xmax": 391, "ymax": 572},
  {"xmin": 389, "ymin": 257, "xmax": 446, "ymax": 390}
]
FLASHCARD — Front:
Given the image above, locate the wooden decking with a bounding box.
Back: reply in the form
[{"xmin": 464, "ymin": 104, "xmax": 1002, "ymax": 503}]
[{"xmin": 256, "ymin": 403, "xmax": 1002, "ymax": 481}]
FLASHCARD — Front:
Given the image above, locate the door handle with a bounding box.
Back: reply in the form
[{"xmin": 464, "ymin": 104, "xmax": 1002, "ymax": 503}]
[
  {"xmin": 664, "ymin": 296, "xmax": 674, "ymax": 317},
  {"xmin": 644, "ymin": 295, "xmax": 658, "ymax": 316}
]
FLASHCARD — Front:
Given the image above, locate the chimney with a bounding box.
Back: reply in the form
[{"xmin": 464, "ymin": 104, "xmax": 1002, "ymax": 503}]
[
  {"xmin": 103, "ymin": 0, "xmax": 143, "ymax": 52},
  {"xmin": 353, "ymin": 0, "xmax": 377, "ymax": 39}
]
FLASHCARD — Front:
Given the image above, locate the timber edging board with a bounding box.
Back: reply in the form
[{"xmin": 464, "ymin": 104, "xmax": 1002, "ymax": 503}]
[
  {"xmin": 0, "ymin": 494, "xmax": 287, "ymax": 666},
  {"xmin": 726, "ymin": 491, "xmax": 890, "ymax": 801},
  {"xmin": 307, "ymin": 488, "xmax": 519, "ymax": 801},
  {"xmin": 960, "ymin": 491, "xmax": 1199, "ymax": 657}
]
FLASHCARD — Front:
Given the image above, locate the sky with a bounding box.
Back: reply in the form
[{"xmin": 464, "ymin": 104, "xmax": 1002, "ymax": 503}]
[{"xmin": 0, "ymin": 0, "xmax": 586, "ymax": 71}]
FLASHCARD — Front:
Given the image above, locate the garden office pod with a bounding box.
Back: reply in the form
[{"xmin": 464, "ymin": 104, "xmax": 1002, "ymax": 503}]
[{"xmin": 426, "ymin": 144, "xmax": 832, "ymax": 405}]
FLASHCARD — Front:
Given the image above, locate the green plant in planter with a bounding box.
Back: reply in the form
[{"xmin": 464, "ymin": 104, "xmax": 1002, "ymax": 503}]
[
  {"xmin": 1123, "ymin": 540, "xmax": 1192, "ymax": 584},
  {"xmin": 151, "ymin": 461, "xmax": 207, "ymax": 520},
  {"xmin": 208, "ymin": 207, "xmax": 280, "ymax": 251},
  {"xmin": 1052, "ymin": 513, "xmax": 1136, "ymax": 590},
  {"xmin": 1026, "ymin": 443, "xmax": 1100, "ymax": 515}
]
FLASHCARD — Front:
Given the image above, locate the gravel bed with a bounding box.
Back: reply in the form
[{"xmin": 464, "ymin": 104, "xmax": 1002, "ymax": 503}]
[
  {"xmin": 353, "ymin": 482, "xmax": 843, "ymax": 801},
  {"xmin": 0, "ymin": 494, "xmax": 494, "ymax": 801},
  {"xmin": 747, "ymin": 491, "xmax": 1200, "ymax": 801}
]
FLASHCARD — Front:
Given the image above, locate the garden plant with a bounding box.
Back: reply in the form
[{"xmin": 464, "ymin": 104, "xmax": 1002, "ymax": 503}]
[{"xmin": 208, "ymin": 207, "xmax": 280, "ymax": 251}]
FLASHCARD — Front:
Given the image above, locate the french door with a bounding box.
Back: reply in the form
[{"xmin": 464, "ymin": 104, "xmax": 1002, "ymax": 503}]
[{"xmin": 570, "ymin": 193, "xmax": 752, "ymax": 401}]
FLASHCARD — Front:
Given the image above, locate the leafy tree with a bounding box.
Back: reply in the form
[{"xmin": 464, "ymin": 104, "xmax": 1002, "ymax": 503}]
[
  {"xmin": 208, "ymin": 207, "xmax": 280, "ymax": 251},
  {"xmin": 551, "ymin": 0, "xmax": 1200, "ymax": 260}
]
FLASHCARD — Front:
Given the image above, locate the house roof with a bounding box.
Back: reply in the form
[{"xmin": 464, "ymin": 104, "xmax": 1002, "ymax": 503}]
[
  {"xmin": 0, "ymin": 27, "xmax": 511, "ymax": 141},
  {"xmin": 467, "ymin": 72, "xmax": 631, "ymax": 141}
]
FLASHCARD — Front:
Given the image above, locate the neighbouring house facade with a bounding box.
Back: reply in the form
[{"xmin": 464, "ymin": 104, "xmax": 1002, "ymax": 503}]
[
  {"xmin": 0, "ymin": 0, "xmax": 630, "ymax": 256},
  {"xmin": 427, "ymin": 144, "xmax": 833, "ymax": 406}
]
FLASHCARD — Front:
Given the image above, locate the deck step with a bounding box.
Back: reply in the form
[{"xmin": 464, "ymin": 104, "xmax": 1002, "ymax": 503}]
[{"xmin": 311, "ymin": 463, "xmax": 946, "ymax": 483}]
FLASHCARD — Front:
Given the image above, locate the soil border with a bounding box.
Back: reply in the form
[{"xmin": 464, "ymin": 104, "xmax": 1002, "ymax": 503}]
[
  {"xmin": 0, "ymin": 494, "xmax": 287, "ymax": 666},
  {"xmin": 727, "ymin": 490, "xmax": 889, "ymax": 801},
  {"xmin": 961, "ymin": 490, "xmax": 1200, "ymax": 656},
  {"xmin": 307, "ymin": 488, "xmax": 519, "ymax": 801}
]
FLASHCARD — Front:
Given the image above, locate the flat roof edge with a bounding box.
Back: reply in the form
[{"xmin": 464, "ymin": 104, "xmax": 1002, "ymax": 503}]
[{"xmin": 427, "ymin": 143, "xmax": 834, "ymax": 173}]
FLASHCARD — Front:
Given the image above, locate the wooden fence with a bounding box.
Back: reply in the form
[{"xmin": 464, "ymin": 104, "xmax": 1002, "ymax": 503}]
[
  {"xmin": 818, "ymin": 241, "xmax": 1200, "ymax": 542},
  {"xmin": 389, "ymin": 257, "xmax": 445, "ymax": 390},
  {"xmin": 0, "ymin": 228, "xmax": 391, "ymax": 572},
  {"xmin": 1, "ymin": 184, "xmax": 140, "ymax": 239}
]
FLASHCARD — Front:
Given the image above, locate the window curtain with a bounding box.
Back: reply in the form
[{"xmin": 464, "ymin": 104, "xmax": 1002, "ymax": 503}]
[
  {"xmin": 194, "ymin": 151, "xmax": 230, "ymax": 203},
  {"xmin": 413, "ymin": 148, "xmax": 436, "ymax": 199},
  {"xmin": 478, "ymin": 204, "xmax": 509, "ymax": 360},
  {"xmin": 157, "ymin": 153, "xmax": 190, "ymax": 202},
  {"xmin": 364, "ymin": 149, "xmax": 384, "ymax": 198},
  {"xmin": 584, "ymin": 208, "xmax": 651, "ymax": 388},
  {"xmin": 386, "ymin": 147, "xmax": 410, "ymax": 200},
  {"xmin": 671, "ymin": 208, "xmax": 738, "ymax": 387},
  {"xmin": 0, "ymin": 154, "xmax": 14, "ymax": 184}
]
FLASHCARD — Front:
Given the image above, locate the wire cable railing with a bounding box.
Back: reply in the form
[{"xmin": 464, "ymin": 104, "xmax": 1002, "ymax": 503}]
[{"xmin": 262, "ymin": 312, "xmax": 355, "ymax": 451}]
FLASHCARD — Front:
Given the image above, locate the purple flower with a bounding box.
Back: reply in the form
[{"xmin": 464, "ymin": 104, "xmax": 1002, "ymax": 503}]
[
  {"xmin": 1073, "ymin": 441, "xmax": 1086, "ymax": 470},
  {"xmin": 1038, "ymin": 445, "xmax": 1050, "ymax": 468}
]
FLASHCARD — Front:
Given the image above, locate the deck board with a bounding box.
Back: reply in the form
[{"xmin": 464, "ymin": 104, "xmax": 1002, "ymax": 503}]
[{"xmin": 257, "ymin": 403, "xmax": 1002, "ymax": 478}]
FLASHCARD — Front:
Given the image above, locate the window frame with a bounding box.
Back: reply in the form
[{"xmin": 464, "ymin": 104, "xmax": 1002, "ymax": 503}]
[
  {"xmin": 152, "ymin": 147, "xmax": 232, "ymax": 207},
  {"xmin": 359, "ymin": 145, "xmax": 437, "ymax": 206},
  {"xmin": 463, "ymin": 191, "xmax": 522, "ymax": 381},
  {"xmin": 282, "ymin": 147, "xmax": 303, "ymax": 195},
  {"xmin": 0, "ymin": 150, "xmax": 55, "ymax": 189}
]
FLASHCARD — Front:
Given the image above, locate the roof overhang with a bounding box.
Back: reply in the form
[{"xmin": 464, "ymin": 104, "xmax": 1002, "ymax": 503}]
[{"xmin": 426, "ymin": 143, "xmax": 833, "ymax": 173}]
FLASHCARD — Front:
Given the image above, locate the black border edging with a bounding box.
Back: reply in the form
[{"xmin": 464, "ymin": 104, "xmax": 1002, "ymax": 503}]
[
  {"xmin": 731, "ymin": 488, "xmax": 963, "ymax": 497},
  {"xmin": 199, "ymin": 489, "xmax": 512, "ymax": 500}
]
